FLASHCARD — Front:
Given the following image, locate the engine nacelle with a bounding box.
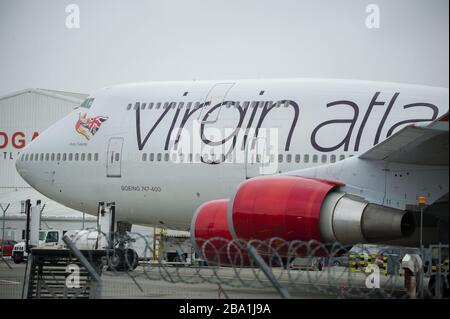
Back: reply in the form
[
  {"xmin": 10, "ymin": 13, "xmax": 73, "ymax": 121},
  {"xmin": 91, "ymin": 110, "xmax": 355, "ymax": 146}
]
[
  {"xmin": 228, "ymin": 176, "xmax": 414, "ymax": 245},
  {"xmin": 228, "ymin": 176, "xmax": 341, "ymax": 242}
]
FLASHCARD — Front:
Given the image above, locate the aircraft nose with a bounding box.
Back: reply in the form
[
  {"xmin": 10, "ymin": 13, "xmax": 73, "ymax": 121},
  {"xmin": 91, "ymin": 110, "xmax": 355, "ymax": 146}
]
[
  {"xmin": 15, "ymin": 137, "xmax": 45, "ymax": 190},
  {"xmin": 15, "ymin": 146, "xmax": 34, "ymax": 188},
  {"xmin": 15, "ymin": 154, "xmax": 22, "ymax": 175},
  {"xmin": 15, "ymin": 149, "xmax": 28, "ymax": 178}
]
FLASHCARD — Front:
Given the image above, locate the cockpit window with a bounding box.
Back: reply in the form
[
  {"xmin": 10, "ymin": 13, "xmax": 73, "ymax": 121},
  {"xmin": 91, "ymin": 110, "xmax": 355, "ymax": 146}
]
[{"xmin": 79, "ymin": 98, "xmax": 95, "ymax": 109}]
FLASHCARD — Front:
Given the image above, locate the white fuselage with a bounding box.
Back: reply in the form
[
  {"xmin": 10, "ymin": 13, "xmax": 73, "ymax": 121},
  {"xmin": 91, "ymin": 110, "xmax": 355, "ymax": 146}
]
[{"xmin": 15, "ymin": 79, "xmax": 449, "ymax": 230}]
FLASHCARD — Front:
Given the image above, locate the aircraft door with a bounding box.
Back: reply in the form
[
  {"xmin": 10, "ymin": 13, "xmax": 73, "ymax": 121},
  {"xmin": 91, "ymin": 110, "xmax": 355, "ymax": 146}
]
[
  {"xmin": 245, "ymin": 136, "xmax": 267, "ymax": 179},
  {"xmin": 199, "ymin": 83, "xmax": 235, "ymax": 123},
  {"xmin": 245, "ymin": 130, "xmax": 278, "ymax": 179},
  {"xmin": 107, "ymin": 137, "xmax": 124, "ymax": 178}
]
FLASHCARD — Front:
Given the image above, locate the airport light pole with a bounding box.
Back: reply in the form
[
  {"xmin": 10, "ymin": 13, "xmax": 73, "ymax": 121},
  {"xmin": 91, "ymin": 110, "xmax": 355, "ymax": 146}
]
[
  {"xmin": 1, "ymin": 204, "xmax": 11, "ymax": 249},
  {"xmin": 418, "ymin": 196, "xmax": 426, "ymax": 249},
  {"xmin": 418, "ymin": 196, "xmax": 427, "ymax": 299},
  {"xmin": 82, "ymin": 212, "xmax": 85, "ymax": 229},
  {"xmin": 0, "ymin": 204, "xmax": 12, "ymax": 269}
]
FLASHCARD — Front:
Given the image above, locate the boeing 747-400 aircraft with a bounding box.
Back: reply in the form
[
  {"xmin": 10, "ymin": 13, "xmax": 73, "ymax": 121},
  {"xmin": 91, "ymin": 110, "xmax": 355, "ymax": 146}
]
[{"xmin": 15, "ymin": 79, "xmax": 449, "ymax": 256}]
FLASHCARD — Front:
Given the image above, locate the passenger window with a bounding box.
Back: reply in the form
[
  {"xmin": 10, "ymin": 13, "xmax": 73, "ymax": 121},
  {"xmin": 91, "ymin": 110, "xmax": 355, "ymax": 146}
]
[
  {"xmin": 189, "ymin": 153, "xmax": 193, "ymax": 162},
  {"xmin": 142, "ymin": 153, "xmax": 147, "ymax": 161},
  {"xmin": 304, "ymin": 154, "xmax": 310, "ymax": 163},
  {"xmin": 278, "ymin": 154, "xmax": 283, "ymax": 163},
  {"xmin": 134, "ymin": 102, "xmax": 140, "ymax": 110},
  {"xmin": 156, "ymin": 102, "xmax": 161, "ymax": 109},
  {"xmin": 40, "ymin": 154, "xmax": 44, "ymax": 161},
  {"xmin": 25, "ymin": 154, "xmax": 29, "ymax": 161},
  {"xmin": 69, "ymin": 153, "xmax": 73, "ymax": 161},
  {"xmin": 164, "ymin": 153, "xmax": 169, "ymax": 161},
  {"xmin": 295, "ymin": 154, "xmax": 301, "ymax": 163},
  {"xmin": 330, "ymin": 155, "xmax": 336, "ymax": 163},
  {"xmin": 87, "ymin": 153, "xmax": 92, "ymax": 161},
  {"xmin": 21, "ymin": 154, "xmax": 24, "ymax": 161},
  {"xmin": 339, "ymin": 155, "xmax": 345, "ymax": 161},
  {"xmin": 286, "ymin": 154, "xmax": 292, "ymax": 163},
  {"xmin": 30, "ymin": 154, "xmax": 34, "ymax": 161},
  {"xmin": 149, "ymin": 153, "xmax": 154, "ymax": 161},
  {"xmin": 51, "ymin": 153, "xmax": 55, "ymax": 161},
  {"xmin": 127, "ymin": 103, "xmax": 132, "ymax": 110},
  {"xmin": 312, "ymin": 155, "xmax": 318, "ymax": 163},
  {"xmin": 171, "ymin": 153, "xmax": 177, "ymax": 162},
  {"xmin": 62, "ymin": 153, "xmax": 67, "ymax": 161},
  {"xmin": 148, "ymin": 102, "xmax": 154, "ymax": 109},
  {"xmin": 75, "ymin": 153, "xmax": 79, "ymax": 161},
  {"xmin": 81, "ymin": 153, "xmax": 85, "ymax": 161},
  {"xmin": 57, "ymin": 153, "xmax": 61, "ymax": 161},
  {"xmin": 157, "ymin": 153, "xmax": 162, "ymax": 162},
  {"xmin": 321, "ymin": 155, "xmax": 327, "ymax": 163},
  {"xmin": 45, "ymin": 153, "xmax": 49, "ymax": 161},
  {"xmin": 141, "ymin": 103, "xmax": 147, "ymax": 110},
  {"xmin": 94, "ymin": 153, "xmax": 99, "ymax": 161}
]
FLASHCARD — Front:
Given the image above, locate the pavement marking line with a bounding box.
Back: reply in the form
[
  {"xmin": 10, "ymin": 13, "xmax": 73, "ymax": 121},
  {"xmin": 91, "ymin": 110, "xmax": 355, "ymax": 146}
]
[{"xmin": 0, "ymin": 279, "xmax": 20, "ymax": 285}]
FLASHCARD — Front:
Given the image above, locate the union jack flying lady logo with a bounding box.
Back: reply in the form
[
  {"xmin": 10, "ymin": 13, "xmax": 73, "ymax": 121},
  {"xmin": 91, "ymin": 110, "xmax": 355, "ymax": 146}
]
[{"xmin": 75, "ymin": 113, "xmax": 109, "ymax": 140}]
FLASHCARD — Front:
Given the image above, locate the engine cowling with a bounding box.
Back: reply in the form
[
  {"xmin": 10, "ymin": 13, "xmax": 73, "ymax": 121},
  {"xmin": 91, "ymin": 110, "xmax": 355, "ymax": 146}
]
[
  {"xmin": 228, "ymin": 176, "xmax": 341, "ymax": 242},
  {"xmin": 228, "ymin": 176, "xmax": 414, "ymax": 244}
]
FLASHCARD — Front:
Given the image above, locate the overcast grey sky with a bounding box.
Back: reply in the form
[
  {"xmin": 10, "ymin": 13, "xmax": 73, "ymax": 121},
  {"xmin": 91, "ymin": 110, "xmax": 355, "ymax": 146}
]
[{"xmin": 0, "ymin": 0, "xmax": 448, "ymax": 96}]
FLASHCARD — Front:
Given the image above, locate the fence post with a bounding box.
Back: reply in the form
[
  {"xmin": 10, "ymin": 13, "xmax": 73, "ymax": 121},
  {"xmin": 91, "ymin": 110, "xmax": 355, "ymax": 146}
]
[{"xmin": 246, "ymin": 243, "xmax": 291, "ymax": 299}]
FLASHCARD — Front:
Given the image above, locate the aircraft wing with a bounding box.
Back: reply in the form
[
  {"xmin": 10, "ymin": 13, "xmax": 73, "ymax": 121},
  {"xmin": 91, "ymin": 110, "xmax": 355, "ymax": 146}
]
[{"xmin": 359, "ymin": 113, "xmax": 449, "ymax": 165}]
